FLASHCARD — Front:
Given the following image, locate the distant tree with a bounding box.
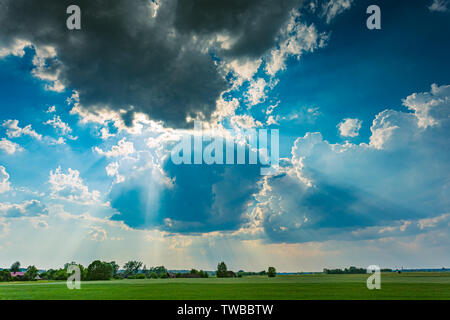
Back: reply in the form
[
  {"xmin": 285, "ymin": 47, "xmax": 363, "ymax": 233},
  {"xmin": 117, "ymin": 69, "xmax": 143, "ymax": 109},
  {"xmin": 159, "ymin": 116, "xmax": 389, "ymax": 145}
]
[
  {"xmin": 323, "ymin": 267, "xmax": 366, "ymax": 274},
  {"xmin": 123, "ymin": 260, "xmax": 143, "ymax": 277},
  {"xmin": 109, "ymin": 261, "xmax": 120, "ymax": 276},
  {"xmin": 149, "ymin": 266, "xmax": 168, "ymax": 277},
  {"xmin": 199, "ymin": 270, "xmax": 209, "ymax": 278},
  {"xmin": 10, "ymin": 261, "xmax": 20, "ymax": 272},
  {"xmin": 217, "ymin": 262, "xmax": 228, "ymax": 278},
  {"xmin": 54, "ymin": 269, "xmax": 68, "ymax": 280},
  {"xmin": 87, "ymin": 260, "xmax": 113, "ymax": 280},
  {"xmin": 0, "ymin": 270, "xmax": 12, "ymax": 282},
  {"xmin": 190, "ymin": 269, "xmax": 198, "ymax": 274},
  {"xmin": 64, "ymin": 262, "xmax": 78, "ymax": 270},
  {"xmin": 268, "ymin": 267, "xmax": 276, "ymax": 277},
  {"xmin": 149, "ymin": 272, "xmax": 158, "ymax": 279},
  {"xmin": 25, "ymin": 265, "xmax": 39, "ymax": 281}
]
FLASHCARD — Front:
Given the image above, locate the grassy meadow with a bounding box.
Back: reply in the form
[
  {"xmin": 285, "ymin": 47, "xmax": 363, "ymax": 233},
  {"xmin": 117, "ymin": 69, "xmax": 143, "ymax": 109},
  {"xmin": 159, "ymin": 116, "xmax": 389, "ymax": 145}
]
[{"xmin": 0, "ymin": 272, "xmax": 449, "ymax": 300}]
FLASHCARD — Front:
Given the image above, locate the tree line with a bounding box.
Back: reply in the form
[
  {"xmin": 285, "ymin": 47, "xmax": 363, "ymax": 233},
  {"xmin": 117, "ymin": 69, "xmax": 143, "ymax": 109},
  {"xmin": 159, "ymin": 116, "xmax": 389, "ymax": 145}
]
[
  {"xmin": 0, "ymin": 260, "xmax": 277, "ymax": 282},
  {"xmin": 323, "ymin": 266, "xmax": 393, "ymax": 274}
]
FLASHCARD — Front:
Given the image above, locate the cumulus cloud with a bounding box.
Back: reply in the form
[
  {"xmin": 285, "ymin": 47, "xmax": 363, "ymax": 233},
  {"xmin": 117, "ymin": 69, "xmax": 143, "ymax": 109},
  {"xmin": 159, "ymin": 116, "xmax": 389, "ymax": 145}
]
[
  {"xmin": 46, "ymin": 105, "xmax": 56, "ymax": 113},
  {"xmin": 94, "ymin": 138, "xmax": 135, "ymax": 158},
  {"xmin": 49, "ymin": 166, "xmax": 100, "ymax": 204},
  {"xmin": 0, "ymin": 166, "xmax": 11, "ymax": 193},
  {"xmin": 2, "ymin": 119, "xmax": 42, "ymax": 140},
  {"xmin": 266, "ymin": 13, "xmax": 327, "ymax": 76},
  {"xmin": 245, "ymin": 78, "xmax": 269, "ymax": 106},
  {"xmin": 106, "ymin": 162, "xmax": 124, "ymax": 183},
  {"xmin": 337, "ymin": 118, "xmax": 362, "ymax": 137},
  {"xmin": 321, "ymin": 0, "xmax": 353, "ymax": 23},
  {"xmin": 0, "ymin": 200, "xmax": 48, "ymax": 218},
  {"xmin": 402, "ymin": 83, "xmax": 450, "ymax": 128},
  {"xmin": 0, "ymin": 0, "xmax": 306, "ymax": 128},
  {"xmin": 253, "ymin": 84, "xmax": 450, "ymax": 243},
  {"xmin": 0, "ymin": 138, "xmax": 23, "ymax": 154},
  {"xmin": 44, "ymin": 115, "xmax": 72, "ymax": 136}
]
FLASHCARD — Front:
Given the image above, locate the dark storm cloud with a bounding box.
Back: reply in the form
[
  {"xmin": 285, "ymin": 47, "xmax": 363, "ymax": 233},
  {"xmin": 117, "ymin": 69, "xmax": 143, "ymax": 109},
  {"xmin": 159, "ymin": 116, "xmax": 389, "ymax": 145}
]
[
  {"xmin": 0, "ymin": 0, "xmax": 302, "ymax": 128},
  {"xmin": 174, "ymin": 0, "xmax": 301, "ymax": 58}
]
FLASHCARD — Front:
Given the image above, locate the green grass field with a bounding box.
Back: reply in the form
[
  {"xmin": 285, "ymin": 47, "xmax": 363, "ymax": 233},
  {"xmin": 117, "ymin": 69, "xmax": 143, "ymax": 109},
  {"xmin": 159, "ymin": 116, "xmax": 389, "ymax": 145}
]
[{"xmin": 0, "ymin": 273, "xmax": 449, "ymax": 300}]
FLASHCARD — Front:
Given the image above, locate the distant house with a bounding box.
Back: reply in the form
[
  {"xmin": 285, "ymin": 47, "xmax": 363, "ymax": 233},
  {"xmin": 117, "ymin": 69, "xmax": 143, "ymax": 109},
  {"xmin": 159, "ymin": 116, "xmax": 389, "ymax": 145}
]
[
  {"xmin": 10, "ymin": 271, "xmax": 25, "ymax": 278},
  {"xmin": 226, "ymin": 271, "xmax": 236, "ymax": 278},
  {"xmin": 167, "ymin": 272, "xmax": 176, "ymax": 278}
]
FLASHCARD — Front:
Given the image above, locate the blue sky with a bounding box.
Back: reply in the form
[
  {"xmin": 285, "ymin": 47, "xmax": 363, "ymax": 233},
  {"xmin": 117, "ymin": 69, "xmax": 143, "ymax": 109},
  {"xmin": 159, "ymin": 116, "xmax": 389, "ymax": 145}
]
[{"xmin": 0, "ymin": 0, "xmax": 449, "ymax": 271}]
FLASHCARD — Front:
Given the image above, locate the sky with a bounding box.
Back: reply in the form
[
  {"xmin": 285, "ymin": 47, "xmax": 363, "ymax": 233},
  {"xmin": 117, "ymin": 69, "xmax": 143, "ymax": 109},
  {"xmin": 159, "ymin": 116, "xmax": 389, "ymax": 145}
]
[{"xmin": 0, "ymin": 0, "xmax": 449, "ymax": 272}]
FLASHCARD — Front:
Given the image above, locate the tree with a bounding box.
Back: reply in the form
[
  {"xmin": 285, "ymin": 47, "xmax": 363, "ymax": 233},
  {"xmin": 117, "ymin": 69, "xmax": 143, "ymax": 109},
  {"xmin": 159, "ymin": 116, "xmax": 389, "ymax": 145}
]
[
  {"xmin": 109, "ymin": 261, "xmax": 120, "ymax": 276},
  {"xmin": 190, "ymin": 268, "xmax": 198, "ymax": 274},
  {"xmin": 87, "ymin": 260, "xmax": 113, "ymax": 280},
  {"xmin": 217, "ymin": 261, "xmax": 228, "ymax": 278},
  {"xmin": 10, "ymin": 261, "xmax": 20, "ymax": 272},
  {"xmin": 267, "ymin": 267, "xmax": 276, "ymax": 278},
  {"xmin": 0, "ymin": 270, "xmax": 12, "ymax": 282},
  {"xmin": 123, "ymin": 260, "xmax": 143, "ymax": 277},
  {"xmin": 64, "ymin": 261, "xmax": 77, "ymax": 270},
  {"xmin": 25, "ymin": 265, "xmax": 39, "ymax": 281},
  {"xmin": 149, "ymin": 266, "xmax": 167, "ymax": 277}
]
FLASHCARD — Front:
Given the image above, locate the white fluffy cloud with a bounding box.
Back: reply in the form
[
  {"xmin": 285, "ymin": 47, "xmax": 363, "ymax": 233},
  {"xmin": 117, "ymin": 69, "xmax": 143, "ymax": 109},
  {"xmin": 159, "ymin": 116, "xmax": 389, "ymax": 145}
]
[
  {"xmin": 0, "ymin": 39, "xmax": 30, "ymax": 58},
  {"xmin": 337, "ymin": 118, "xmax": 362, "ymax": 137},
  {"xmin": 0, "ymin": 138, "xmax": 23, "ymax": 154},
  {"xmin": 0, "ymin": 200, "xmax": 48, "ymax": 218},
  {"xmin": 49, "ymin": 167, "xmax": 100, "ymax": 204},
  {"xmin": 44, "ymin": 115, "xmax": 72, "ymax": 135},
  {"xmin": 321, "ymin": 0, "xmax": 353, "ymax": 23},
  {"xmin": 46, "ymin": 105, "xmax": 56, "ymax": 113},
  {"xmin": 245, "ymin": 78, "xmax": 269, "ymax": 106},
  {"xmin": 0, "ymin": 166, "xmax": 11, "ymax": 193},
  {"xmin": 227, "ymin": 58, "xmax": 262, "ymax": 86},
  {"xmin": 94, "ymin": 138, "xmax": 135, "ymax": 158},
  {"xmin": 106, "ymin": 162, "xmax": 124, "ymax": 183},
  {"xmin": 266, "ymin": 13, "xmax": 327, "ymax": 76},
  {"xmin": 251, "ymin": 84, "xmax": 450, "ymax": 243},
  {"xmin": 31, "ymin": 44, "xmax": 65, "ymax": 92},
  {"xmin": 402, "ymin": 83, "xmax": 450, "ymax": 128},
  {"xmin": 2, "ymin": 119, "xmax": 42, "ymax": 140}
]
